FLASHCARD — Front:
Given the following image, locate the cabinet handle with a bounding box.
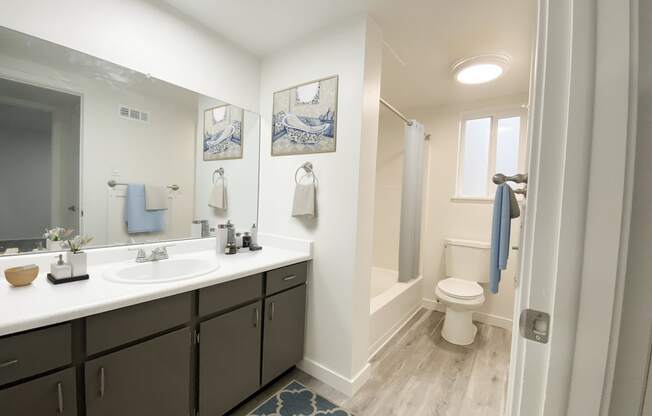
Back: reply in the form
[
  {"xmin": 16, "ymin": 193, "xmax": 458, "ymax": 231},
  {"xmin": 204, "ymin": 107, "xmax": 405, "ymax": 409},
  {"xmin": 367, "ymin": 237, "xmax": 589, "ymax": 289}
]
[
  {"xmin": 282, "ymin": 275, "xmax": 297, "ymax": 281},
  {"xmin": 269, "ymin": 302, "xmax": 275, "ymax": 321},
  {"xmin": 253, "ymin": 307, "xmax": 259, "ymax": 328},
  {"xmin": 57, "ymin": 382, "xmax": 64, "ymax": 414},
  {"xmin": 99, "ymin": 367, "xmax": 105, "ymax": 398},
  {"xmin": 0, "ymin": 359, "xmax": 18, "ymax": 368}
]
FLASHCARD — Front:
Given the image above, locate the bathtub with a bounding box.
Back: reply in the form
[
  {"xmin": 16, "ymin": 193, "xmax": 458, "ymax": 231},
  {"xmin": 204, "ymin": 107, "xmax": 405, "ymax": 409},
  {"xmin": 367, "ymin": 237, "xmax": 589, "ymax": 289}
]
[{"xmin": 369, "ymin": 267, "xmax": 423, "ymax": 357}]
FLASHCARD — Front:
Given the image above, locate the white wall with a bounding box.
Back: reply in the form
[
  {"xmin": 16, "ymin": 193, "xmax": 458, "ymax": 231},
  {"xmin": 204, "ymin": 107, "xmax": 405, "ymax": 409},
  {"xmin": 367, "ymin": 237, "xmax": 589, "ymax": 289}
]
[
  {"xmin": 414, "ymin": 94, "xmax": 528, "ymax": 325},
  {"xmin": 0, "ymin": 0, "xmax": 260, "ymax": 111},
  {"xmin": 371, "ymin": 107, "xmax": 404, "ymax": 271},
  {"xmin": 258, "ymin": 16, "xmax": 382, "ymax": 392}
]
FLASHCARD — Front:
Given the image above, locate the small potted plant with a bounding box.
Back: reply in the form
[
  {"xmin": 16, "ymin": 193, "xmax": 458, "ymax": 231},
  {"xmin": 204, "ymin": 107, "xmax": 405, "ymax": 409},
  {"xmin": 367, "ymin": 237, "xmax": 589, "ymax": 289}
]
[
  {"xmin": 64, "ymin": 235, "xmax": 93, "ymax": 277},
  {"xmin": 43, "ymin": 227, "xmax": 73, "ymax": 251}
]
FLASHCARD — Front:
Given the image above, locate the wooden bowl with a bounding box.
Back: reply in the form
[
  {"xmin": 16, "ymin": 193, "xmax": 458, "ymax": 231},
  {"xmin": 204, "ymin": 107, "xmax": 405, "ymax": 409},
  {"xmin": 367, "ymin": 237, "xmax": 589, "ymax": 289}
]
[{"xmin": 4, "ymin": 265, "xmax": 39, "ymax": 287}]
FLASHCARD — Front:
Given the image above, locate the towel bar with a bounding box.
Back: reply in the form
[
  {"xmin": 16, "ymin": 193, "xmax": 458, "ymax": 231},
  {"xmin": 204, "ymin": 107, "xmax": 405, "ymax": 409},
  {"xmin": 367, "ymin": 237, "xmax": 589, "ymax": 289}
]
[{"xmin": 107, "ymin": 180, "xmax": 179, "ymax": 191}]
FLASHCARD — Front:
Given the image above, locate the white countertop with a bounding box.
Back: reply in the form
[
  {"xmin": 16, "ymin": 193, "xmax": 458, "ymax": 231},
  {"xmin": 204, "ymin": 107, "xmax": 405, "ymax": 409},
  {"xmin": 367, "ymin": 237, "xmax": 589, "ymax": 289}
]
[{"xmin": 0, "ymin": 238, "xmax": 311, "ymax": 337}]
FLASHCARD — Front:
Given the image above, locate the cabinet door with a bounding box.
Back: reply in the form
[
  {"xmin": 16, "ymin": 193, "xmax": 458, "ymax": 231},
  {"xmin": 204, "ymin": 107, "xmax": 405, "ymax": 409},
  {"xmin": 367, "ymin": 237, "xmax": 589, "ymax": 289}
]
[
  {"xmin": 85, "ymin": 327, "xmax": 191, "ymax": 416},
  {"xmin": 0, "ymin": 367, "xmax": 77, "ymax": 416},
  {"xmin": 262, "ymin": 284, "xmax": 306, "ymax": 385},
  {"xmin": 199, "ymin": 301, "xmax": 262, "ymax": 416}
]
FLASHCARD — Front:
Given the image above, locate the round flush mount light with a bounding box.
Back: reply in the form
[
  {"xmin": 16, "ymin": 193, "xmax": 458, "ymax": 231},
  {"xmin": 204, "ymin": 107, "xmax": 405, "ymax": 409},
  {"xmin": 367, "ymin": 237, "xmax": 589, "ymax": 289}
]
[{"xmin": 451, "ymin": 54, "xmax": 511, "ymax": 85}]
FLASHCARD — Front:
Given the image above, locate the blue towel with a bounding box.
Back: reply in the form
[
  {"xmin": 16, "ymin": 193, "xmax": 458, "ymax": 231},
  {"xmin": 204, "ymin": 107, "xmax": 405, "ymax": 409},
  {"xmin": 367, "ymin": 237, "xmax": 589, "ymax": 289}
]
[
  {"xmin": 125, "ymin": 184, "xmax": 165, "ymax": 234},
  {"xmin": 489, "ymin": 184, "xmax": 520, "ymax": 293}
]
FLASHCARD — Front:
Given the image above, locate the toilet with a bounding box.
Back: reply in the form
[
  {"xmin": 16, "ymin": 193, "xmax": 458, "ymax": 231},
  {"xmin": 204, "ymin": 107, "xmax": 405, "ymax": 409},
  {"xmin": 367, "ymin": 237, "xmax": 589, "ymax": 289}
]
[{"xmin": 436, "ymin": 238, "xmax": 490, "ymax": 345}]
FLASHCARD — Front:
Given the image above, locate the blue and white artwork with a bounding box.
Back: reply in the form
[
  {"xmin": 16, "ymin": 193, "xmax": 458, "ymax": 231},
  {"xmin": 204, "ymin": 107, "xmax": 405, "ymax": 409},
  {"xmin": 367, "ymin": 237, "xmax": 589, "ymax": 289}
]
[
  {"xmin": 203, "ymin": 104, "xmax": 243, "ymax": 160},
  {"xmin": 272, "ymin": 76, "xmax": 338, "ymax": 156}
]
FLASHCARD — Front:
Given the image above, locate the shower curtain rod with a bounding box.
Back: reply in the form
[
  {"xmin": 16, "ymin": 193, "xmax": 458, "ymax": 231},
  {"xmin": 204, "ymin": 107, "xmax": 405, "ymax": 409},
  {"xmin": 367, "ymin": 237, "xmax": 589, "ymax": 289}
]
[{"xmin": 380, "ymin": 98, "xmax": 413, "ymax": 126}]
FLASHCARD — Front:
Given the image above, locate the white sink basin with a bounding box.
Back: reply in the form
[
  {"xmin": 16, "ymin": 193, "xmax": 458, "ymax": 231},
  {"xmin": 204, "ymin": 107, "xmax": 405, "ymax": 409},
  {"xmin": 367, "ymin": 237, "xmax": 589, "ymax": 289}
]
[{"xmin": 104, "ymin": 258, "xmax": 220, "ymax": 284}]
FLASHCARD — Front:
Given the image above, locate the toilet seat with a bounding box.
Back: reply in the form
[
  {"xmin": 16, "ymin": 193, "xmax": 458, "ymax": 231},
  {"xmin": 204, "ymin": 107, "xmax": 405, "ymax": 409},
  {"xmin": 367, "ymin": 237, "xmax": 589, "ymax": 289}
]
[{"xmin": 437, "ymin": 278, "xmax": 483, "ymax": 300}]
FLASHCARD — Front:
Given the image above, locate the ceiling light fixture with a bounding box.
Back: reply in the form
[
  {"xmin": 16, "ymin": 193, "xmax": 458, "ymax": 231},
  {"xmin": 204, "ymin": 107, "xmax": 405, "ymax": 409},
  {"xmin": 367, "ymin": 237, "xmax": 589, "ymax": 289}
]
[{"xmin": 451, "ymin": 54, "xmax": 511, "ymax": 85}]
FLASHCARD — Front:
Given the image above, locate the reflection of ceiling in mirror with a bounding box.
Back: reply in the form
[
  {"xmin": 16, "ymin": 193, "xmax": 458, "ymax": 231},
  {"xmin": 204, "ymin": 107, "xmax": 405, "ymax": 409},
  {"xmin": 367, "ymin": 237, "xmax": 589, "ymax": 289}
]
[{"xmin": 0, "ymin": 26, "xmax": 226, "ymax": 108}]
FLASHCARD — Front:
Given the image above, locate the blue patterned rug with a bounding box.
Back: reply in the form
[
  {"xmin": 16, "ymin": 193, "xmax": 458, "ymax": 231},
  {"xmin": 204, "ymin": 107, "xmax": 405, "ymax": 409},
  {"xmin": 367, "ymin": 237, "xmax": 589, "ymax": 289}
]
[{"xmin": 248, "ymin": 380, "xmax": 353, "ymax": 416}]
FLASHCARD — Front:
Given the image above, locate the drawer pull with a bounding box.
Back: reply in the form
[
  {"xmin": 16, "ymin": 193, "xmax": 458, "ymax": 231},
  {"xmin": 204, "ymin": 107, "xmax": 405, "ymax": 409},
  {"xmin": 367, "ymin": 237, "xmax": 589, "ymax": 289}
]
[
  {"xmin": 282, "ymin": 275, "xmax": 297, "ymax": 281},
  {"xmin": 0, "ymin": 359, "xmax": 18, "ymax": 368},
  {"xmin": 99, "ymin": 367, "xmax": 105, "ymax": 398},
  {"xmin": 269, "ymin": 302, "xmax": 276, "ymax": 321},
  {"xmin": 57, "ymin": 382, "xmax": 64, "ymax": 414},
  {"xmin": 253, "ymin": 308, "xmax": 260, "ymax": 328}
]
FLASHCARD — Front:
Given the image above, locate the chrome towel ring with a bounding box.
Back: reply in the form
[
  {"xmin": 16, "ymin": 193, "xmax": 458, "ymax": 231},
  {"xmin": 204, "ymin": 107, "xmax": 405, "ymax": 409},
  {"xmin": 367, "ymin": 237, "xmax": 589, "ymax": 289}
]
[
  {"xmin": 212, "ymin": 167, "xmax": 225, "ymax": 184},
  {"xmin": 295, "ymin": 162, "xmax": 316, "ymax": 185}
]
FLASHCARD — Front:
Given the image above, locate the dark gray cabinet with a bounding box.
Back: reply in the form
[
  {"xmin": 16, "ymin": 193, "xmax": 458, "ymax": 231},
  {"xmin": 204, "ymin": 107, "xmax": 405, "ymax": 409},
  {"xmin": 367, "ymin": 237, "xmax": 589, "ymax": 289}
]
[
  {"xmin": 262, "ymin": 284, "xmax": 307, "ymax": 385},
  {"xmin": 0, "ymin": 262, "xmax": 308, "ymax": 416},
  {"xmin": 199, "ymin": 301, "xmax": 262, "ymax": 416},
  {"xmin": 0, "ymin": 367, "xmax": 77, "ymax": 416},
  {"xmin": 85, "ymin": 328, "xmax": 191, "ymax": 416}
]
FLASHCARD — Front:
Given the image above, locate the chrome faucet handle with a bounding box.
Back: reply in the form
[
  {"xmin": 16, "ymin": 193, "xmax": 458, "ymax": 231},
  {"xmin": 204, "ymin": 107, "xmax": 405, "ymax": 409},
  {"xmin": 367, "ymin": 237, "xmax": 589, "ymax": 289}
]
[{"xmin": 128, "ymin": 247, "xmax": 147, "ymax": 262}]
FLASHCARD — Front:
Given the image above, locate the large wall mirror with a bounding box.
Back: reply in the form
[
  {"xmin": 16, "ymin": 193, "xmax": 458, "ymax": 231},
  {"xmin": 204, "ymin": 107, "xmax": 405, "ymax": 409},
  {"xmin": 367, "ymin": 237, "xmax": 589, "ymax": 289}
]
[{"xmin": 0, "ymin": 27, "xmax": 260, "ymax": 255}]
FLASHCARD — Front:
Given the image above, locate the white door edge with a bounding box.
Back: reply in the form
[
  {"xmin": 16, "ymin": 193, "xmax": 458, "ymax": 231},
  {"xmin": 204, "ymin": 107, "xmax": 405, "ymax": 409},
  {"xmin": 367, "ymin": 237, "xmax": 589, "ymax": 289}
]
[{"xmin": 507, "ymin": 0, "xmax": 637, "ymax": 415}]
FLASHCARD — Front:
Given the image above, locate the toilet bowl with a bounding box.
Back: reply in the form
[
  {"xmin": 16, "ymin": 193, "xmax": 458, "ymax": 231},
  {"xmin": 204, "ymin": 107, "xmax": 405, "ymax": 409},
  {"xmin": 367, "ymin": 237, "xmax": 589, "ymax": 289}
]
[
  {"xmin": 436, "ymin": 239, "xmax": 490, "ymax": 345},
  {"xmin": 436, "ymin": 278, "xmax": 485, "ymax": 345}
]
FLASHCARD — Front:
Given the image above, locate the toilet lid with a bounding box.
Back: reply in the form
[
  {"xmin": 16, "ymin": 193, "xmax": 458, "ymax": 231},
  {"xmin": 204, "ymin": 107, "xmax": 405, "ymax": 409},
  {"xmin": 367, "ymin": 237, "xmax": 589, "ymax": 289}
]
[{"xmin": 437, "ymin": 278, "xmax": 483, "ymax": 300}]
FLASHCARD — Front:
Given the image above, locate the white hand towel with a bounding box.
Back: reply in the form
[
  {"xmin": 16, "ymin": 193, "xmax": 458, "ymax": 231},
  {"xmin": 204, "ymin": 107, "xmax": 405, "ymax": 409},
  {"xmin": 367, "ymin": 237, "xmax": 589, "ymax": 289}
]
[
  {"xmin": 209, "ymin": 179, "xmax": 227, "ymax": 210},
  {"xmin": 144, "ymin": 185, "xmax": 168, "ymax": 210},
  {"xmin": 292, "ymin": 183, "xmax": 316, "ymax": 217}
]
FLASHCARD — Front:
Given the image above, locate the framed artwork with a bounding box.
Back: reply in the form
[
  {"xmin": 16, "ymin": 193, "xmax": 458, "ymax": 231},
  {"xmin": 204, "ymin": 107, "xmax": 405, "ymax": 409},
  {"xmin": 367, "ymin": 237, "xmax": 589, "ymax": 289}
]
[
  {"xmin": 203, "ymin": 104, "xmax": 244, "ymax": 160},
  {"xmin": 271, "ymin": 75, "xmax": 338, "ymax": 156}
]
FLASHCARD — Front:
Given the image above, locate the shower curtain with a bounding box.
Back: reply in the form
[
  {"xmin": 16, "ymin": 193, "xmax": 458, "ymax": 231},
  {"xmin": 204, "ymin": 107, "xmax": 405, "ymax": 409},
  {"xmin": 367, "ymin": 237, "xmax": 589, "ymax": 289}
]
[{"xmin": 398, "ymin": 121, "xmax": 426, "ymax": 282}]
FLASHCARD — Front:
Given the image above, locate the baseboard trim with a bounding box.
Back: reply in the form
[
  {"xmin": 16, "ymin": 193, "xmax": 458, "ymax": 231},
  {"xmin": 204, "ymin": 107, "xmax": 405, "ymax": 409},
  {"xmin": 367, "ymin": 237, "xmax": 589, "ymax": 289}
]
[
  {"xmin": 368, "ymin": 305, "xmax": 422, "ymax": 359},
  {"xmin": 297, "ymin": 358, "xmax": 371, "ymax": 397},
  {"xmin": 422, "ymin": 298, "xmax": 513, "ymax": 330}
]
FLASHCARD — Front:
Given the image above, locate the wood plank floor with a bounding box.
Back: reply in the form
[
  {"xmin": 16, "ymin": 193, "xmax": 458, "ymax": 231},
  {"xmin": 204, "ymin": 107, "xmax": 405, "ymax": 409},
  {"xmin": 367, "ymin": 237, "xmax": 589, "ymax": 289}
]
[{"xmin": 230, "ymin": 309, "xmax": 511, "ymax": 416}]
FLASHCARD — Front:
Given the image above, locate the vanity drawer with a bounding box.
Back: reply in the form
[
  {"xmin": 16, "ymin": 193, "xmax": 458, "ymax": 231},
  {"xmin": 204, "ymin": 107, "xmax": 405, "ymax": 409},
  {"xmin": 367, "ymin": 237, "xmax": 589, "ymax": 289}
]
[
  {"xmin": 265, "ymin": 262, "xmax": 307, "ymax": 296},
  {"xmin": 86, "ymin": 293, "xmax": 191, "ymax": 355},
  {"xmin": 0, "ymin": 323, "xmax": 71, "ymax": 386},
  {"xmin": 199, "ymin": 274, "xmax": 263, "ymax": 317}
]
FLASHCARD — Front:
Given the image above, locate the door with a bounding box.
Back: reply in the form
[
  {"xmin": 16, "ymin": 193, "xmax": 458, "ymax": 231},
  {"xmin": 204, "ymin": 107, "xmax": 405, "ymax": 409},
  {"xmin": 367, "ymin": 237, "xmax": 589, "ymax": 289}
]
[
  {"xmin": 507, "ymin": 0, "xmax": 635, "ymax": 415},
  {"xmin": 199, "ymin": 301, "xmax": 262, "ymax": 416},
  {"xmin": 0, "ymin": 368, "xmax": 77, "ymax": 416},
  {"xmin": 85, "ymin": 327, "xmax": 191, "ymax": 416},
  {"xmin": 261, "ymin": 285, "xmax": 306, "ymax": 385}
]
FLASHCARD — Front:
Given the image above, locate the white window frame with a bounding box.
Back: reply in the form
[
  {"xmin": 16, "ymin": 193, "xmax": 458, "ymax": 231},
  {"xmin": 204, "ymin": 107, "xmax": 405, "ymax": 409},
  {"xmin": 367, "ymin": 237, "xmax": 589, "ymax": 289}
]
[{"xmin": 453, "ymin": 106, "xmax": 528, "ymax": 202}]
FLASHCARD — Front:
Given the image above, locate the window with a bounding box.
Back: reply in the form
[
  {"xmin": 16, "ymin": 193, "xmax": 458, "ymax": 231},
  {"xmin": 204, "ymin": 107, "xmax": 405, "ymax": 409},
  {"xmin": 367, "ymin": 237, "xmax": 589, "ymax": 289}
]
[{"xmin": 456, "ymin": 109, "xmax": 526, "ymax": 199}]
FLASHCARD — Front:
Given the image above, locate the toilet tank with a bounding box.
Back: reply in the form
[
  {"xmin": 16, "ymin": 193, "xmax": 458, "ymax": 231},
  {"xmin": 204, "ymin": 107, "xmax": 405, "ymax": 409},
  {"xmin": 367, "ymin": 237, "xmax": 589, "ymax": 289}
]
[{"xmin": 445, "ymin": 238, "xmax": 491, "ymax": 283}]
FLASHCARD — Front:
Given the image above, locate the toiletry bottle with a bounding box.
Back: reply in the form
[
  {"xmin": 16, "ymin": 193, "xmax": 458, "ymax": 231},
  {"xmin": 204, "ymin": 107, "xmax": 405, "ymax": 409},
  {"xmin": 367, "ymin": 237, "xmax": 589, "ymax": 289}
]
[
  {"xmin": 250, "ymin": 223, "xmax": 258, "ymax": 246},
  {"xmin": 235, "ymin": 232, "xmax": 243, "ymax": 248},
  {"xmin": 242, "ymin": 232, "xmax": 251, "ymax": 248},
  {"xmin": 216, "ymin": 223, "xmax": 228, "ymax": 253},
  {"xmin": 50, "ymin": 254, "xmax": 72, "ymax": 279},
  {"xmin": 225, "ymin": 226, "xmax": 237, "ymax": 255}
]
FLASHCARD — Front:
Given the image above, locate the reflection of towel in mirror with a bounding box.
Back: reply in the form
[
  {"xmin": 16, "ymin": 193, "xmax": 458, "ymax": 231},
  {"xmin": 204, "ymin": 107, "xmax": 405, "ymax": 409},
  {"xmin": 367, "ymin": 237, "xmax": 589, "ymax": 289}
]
[
  {"xmin": 125, "ymin": 184, "xmax": 165, "ymax": 234},
  {"xmin": 209, "ymin": 179, "xmax": 227, "ymax": 210},
  {"xmin": 144, "ymin": 185, "xmax": 168, "ymax": 210},
  {"xmin": 292, "ymin": 183, "xmax": 316, "ymax": 217}
]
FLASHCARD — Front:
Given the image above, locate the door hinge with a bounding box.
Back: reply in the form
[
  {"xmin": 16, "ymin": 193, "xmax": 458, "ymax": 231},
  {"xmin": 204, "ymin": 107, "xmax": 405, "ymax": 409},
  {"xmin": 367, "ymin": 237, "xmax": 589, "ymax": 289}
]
[
  {"xmin": 194, "ymin": 331, "xmax": 200, "ymax": 344},
  {"xmin": 519, "ymin": 309, "xmax": 550, "ymax": 344}
]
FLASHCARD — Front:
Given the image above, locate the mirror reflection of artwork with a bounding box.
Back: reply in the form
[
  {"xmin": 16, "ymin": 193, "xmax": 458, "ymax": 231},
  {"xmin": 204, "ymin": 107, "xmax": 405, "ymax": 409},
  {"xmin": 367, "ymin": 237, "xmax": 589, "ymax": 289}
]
[
  {"xmin": 272, "ymin": 76, "xmax": 338, "ymax": 156},
  {"xmin": 203, "ymin": 105, "xmax": 244, "ymax": 160}
]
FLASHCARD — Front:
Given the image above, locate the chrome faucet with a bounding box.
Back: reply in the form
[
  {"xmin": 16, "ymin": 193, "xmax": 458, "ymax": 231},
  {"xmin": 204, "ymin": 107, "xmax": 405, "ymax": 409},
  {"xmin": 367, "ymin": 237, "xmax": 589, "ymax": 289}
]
[{"xmin": 130, "ymin": 245, "xmax": 173, "ymax": 263}]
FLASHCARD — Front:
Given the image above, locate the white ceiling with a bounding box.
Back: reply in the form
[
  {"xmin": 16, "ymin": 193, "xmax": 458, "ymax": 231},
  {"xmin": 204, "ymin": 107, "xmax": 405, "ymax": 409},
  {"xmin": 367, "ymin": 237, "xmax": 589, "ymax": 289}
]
[{"xmin": 162, "ymin": 0, "xmax": 536, "ymax": 109}]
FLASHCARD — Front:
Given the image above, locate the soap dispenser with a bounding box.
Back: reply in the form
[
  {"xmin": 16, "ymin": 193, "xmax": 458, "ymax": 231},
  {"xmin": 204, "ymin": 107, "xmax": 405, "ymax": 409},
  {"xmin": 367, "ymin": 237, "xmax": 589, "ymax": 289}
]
[{"xmin": 50, "ymin": 254, "xmax": 72, "ymax": 280}]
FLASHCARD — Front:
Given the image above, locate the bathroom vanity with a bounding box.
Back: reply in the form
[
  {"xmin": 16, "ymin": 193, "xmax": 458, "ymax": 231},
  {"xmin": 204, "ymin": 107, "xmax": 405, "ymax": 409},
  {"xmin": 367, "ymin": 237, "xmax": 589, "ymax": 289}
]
[{"xmin": 0, "ymin": 257, "xmax": 309, "ymax": 416}]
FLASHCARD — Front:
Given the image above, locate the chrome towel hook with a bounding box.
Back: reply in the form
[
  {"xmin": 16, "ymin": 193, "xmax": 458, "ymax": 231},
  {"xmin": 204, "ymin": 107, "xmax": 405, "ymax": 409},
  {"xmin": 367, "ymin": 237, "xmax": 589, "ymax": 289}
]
[{"xmin": 295, "ymin": 162, "xmax": 316, "ymax": 184}]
